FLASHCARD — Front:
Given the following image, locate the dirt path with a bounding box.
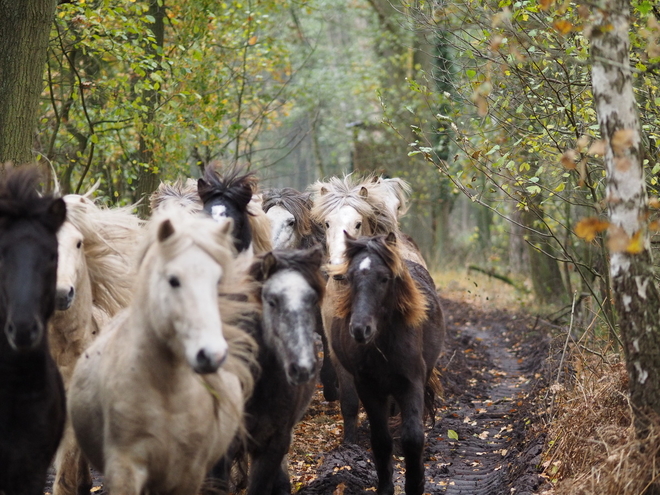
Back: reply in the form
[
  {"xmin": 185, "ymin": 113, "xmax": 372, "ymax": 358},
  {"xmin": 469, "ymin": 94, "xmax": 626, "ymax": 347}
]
[
  {"xmin": 44, "ymin": 296, "xmax": 550, "ymax": 495},
  {"xmin": 290, "ymin": 296, "xmax": 550, "ymax": 495}
]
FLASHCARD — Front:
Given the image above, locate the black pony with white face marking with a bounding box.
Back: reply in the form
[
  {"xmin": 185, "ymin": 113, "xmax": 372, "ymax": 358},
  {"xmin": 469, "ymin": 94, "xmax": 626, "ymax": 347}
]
[
  {"xmin": 330, "ymin": 233, "xmax": 445, "ymax": 495},
  {"xmin": 210, "ymin": 246, "xmax": 324, "ymax": 495},
  {"xmin": 197, "ymin": 165, "xmax": 257, "ymax": 253},
  {"xmin": 0, "ymin": 167, "xmax": 67, "ymax": 495}
]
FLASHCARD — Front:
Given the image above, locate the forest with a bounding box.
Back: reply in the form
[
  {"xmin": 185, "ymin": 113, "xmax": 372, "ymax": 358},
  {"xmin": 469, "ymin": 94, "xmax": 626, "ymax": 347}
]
[{"xmin": 1, "ymin": 0, "xmax": 660, "ymax": 493}]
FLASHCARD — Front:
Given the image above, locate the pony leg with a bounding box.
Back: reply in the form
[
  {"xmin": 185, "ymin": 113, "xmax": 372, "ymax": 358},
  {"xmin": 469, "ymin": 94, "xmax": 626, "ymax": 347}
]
[
  {"xmin": 54, "ymin": 423, "xmax": 84, "ymax": 495},
  {"xmin": 335, "ymin": 362, "xmax": 359, "ymax": 444},
  {"xmin": 246, "ymin": 435, "xmax": 291, "ymax": 495},
  {"xmin": 104, "ymin": 457, "xmax": 148, "ymax": 495},
  {"xmin": 395, "ymin": 385, "xmax": 426, "ymax": 495},
  {"xmin": 317, "ymin": 308, "xmax": 339, "ymax": 401},
  {"xmin": 356, "ymin": 383, "xmax": 394, "ymax": 495},
  {"xmin": 77, "ymin": 455, "xmax": 93, "ymax": 495}
]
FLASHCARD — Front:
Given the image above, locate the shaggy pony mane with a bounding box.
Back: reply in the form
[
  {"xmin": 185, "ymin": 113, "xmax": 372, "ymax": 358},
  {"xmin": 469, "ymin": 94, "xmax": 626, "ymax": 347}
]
[{"xmin": 332, "ymin": 234, "xmax": 428, "ymax": 329}]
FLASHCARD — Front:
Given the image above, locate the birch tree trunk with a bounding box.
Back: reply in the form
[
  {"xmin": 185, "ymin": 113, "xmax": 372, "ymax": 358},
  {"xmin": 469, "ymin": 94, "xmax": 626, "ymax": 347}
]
[
  {"xmin": 590, "ymin": 0, "xmax": 660, "ymax": 436},
  {"xmin": 0, "ymin": 0, "xmax": 58, "ymax": 166}
]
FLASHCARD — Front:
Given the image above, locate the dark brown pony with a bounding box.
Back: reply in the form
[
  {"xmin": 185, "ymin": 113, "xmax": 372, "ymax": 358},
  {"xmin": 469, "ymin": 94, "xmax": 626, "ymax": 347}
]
[
  {"xmin": 0, "ymin": 167, "xmax": 67, "ymax": 495},
  {"xmin": 328, "ymin": 233, "xmax": 445, "ymax": 495}
]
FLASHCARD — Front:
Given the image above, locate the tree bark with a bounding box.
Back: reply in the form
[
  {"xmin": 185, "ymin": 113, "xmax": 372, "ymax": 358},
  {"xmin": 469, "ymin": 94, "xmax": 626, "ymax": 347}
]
[
  {"xmin": 0, "ymin": 0, "xmax": 58, "ymax": 166},
  {"xmin": 133, "ymin": 0, "xmax": 165, "ymax": 217},
  {"xmin": 591, "ymin": 0, "xmax": 660, "ymax": 440}
]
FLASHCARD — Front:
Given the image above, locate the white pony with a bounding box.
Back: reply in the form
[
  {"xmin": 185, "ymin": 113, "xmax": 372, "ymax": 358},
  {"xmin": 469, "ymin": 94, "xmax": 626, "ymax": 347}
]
[
  {"xmin": 309, "ymin": 174, "xmax": 425, "ymax": 267},
  {"xmin": 49, "ymin": 193, "xmax": 143, "ymax": 495},
  {"xmin": 68, "ymin": 209, "xmax": 256, "ymax": 495}
]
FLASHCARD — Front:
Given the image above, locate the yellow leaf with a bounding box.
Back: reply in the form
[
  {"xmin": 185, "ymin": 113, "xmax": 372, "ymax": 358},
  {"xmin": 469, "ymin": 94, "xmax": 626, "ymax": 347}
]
[
  {"xmin": 575, "ymin": 217, "xmax": 610, "ymax": 242},
  {"xmin": 248, "ymin": 35, "xmax": 257, "ymax": 46},
  {"xmin": 626, "ymin": 230, "xmax": 645, "ymax": 254},
  {"xmin": 553, "ymin": 20, "xmax": 573, "ymax": 35}
]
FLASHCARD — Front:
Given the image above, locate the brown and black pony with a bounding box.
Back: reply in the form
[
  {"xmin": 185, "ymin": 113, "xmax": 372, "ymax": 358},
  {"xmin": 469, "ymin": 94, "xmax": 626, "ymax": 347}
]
[
  {"xmin": 328, "ymin": 233, "xmax": 445, "ymax": 495},
  {"xmin": 0, "ymin": 167, "xmax": 67, "ymax": 495}
]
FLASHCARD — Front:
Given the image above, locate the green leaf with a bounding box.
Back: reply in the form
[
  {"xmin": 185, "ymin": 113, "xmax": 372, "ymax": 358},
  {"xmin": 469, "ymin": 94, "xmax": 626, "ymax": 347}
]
[{"xmin": 448, "ymin": 429, "xmax": 459, "ymax": 440}]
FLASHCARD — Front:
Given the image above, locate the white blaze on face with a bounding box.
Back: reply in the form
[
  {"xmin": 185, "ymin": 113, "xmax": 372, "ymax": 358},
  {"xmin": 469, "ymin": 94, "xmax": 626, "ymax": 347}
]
[
  {"xmin": 325, "ymin": 205, "xmax": 364, "ymax": 265},
  {"xmin": 162, "ymin": 245, "xmax": 227, "ymax": 372},
  {"xmin": 266, "ymin": 205, "xmax": 296, "ymax": 249},
  {"xmin": 211, "ymin": 204, "xmax": 227, "ymax": 223},
  {"xmin": 359, "ymin": 256, "xmax": 371, "ymax": 272},
  {"xmin": 55, "ymin": 221, "xmax": 85, "ymax": 296},
  {"xmin": 263, "ymin": 269, "xmax": 317, "ymax": 374}
]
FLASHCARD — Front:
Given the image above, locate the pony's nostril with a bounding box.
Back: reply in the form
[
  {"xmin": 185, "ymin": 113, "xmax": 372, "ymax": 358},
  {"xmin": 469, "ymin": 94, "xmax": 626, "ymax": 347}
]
[
  {"xmin": 288, "ymin": 362, "xmax": 301, "ymax": 380},
  {"xmin": 68, "ymin": 286, "xmax": 75, "ymax": 298},
  {"xmin": 195, "ymin": 348, "xmax": 227, "ymax": 374}
]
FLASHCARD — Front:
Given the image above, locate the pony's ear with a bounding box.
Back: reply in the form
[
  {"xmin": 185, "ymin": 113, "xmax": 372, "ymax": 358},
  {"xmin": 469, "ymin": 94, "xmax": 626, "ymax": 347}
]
[
  {"xmin": 359, "ymin": 186, "xmax": 368, "ymax": 198},
  {"xmin": 371, "ymin": 176, "xmax": 379, "ymax": 183},
  {"xmin": 197, "ymin": 178, "xmax": 210, "ymax": 195},
  {"xmin": 320, "ymin": 186, "xmax": 328, "ymax": 196},
  {"xmin": 385, "ymin": 232, "xmax": 397, "ymax": 245},
  {"xmin": 158, "ymin": 219, "xmax": 175, "ymax": 242},
  {"xmin": 250, "ymin": 252, "xmax": 277, "ymax": 281},
  {"xmin": 306, "ymin": 244, "xmax": 324, "ymax": 268},
  {"xmin": 46, "ymin": 197, "xmax": 67, "ymax": 232}
]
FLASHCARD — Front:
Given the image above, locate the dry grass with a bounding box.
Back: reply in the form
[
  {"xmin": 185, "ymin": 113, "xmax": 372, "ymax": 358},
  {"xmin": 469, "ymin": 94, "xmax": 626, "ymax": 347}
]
[
  {"xmin": 541, "ymin": 355, "xmax": 660, "ymax": 494},
  {"xmin": 432, "ymin": 268, "xmax": 533, "ymax": 311}
]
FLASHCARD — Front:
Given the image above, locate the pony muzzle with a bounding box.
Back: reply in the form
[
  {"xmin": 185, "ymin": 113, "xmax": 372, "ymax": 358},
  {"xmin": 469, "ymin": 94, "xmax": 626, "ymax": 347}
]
[
  {"xmin": 286, "ymin": 358, "xmax": 316, "ymax": 385},
  {"xmin": 55, "ymin": 285, "xmax": 75, "ymax": 311},
  {"xmin": 4, "ymin": 317, "xmax": 45, "ymax": 352},
  {"xmin": 349, "ymin": 318, "xmax": 376, "ymax": 344},
  {"xmin": 192, "ymin": 346, "xmax": 228, "ymax": 374}
]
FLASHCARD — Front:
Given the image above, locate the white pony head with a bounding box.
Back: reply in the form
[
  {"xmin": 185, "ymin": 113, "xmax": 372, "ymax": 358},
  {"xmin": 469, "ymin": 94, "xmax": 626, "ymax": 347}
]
[
  {"xmin": 55, "ymin": 219, "xmax": 86, "ymax": 311},
  {"xmin": 310, "ymin": 175, "xmax": 398, "ymax": 266},
  {"xmin": 138, "ymin": 209, "xmax": 236, "ymax": 374}
]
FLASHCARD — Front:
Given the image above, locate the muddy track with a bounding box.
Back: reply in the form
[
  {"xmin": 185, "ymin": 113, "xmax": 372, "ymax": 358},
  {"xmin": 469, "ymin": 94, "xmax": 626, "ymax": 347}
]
[
  {"xmin": 295, "ymin": 297, "xmax": 550, "ymax": 495},
  {"xmin": 44, "ymin": 297, "xmax": 550, "ymax": 495}
]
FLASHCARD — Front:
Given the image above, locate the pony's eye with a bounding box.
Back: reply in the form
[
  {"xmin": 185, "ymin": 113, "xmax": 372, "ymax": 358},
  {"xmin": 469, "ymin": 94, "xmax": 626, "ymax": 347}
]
[
  {"xmin": 168, "ymin": 276, "xmax": 181, "ymax": 288},
  {"xmin": 287, "ymin": 218, "xmax": 295, "ymax": 227},
  {"xmin": 356, "ymin": 222, "xmax": 362, "ymax": 230},
  {"xmin": 76, "ymin": 240, "xmax": 82, "ymax": 249}
]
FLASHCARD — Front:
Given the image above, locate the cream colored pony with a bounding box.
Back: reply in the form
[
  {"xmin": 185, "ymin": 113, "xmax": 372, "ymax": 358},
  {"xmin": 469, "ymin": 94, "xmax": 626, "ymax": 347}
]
[
  {"xmin": 68, "ymin": 208, "xmax": 256, "ymax": 495},
  {"xmin": 309, "ymin": 174, "xmax": 425, "ymax": 267},
  {"xmin": 49, "ymin": 193, "xmax": 143, "ymax": 495}
]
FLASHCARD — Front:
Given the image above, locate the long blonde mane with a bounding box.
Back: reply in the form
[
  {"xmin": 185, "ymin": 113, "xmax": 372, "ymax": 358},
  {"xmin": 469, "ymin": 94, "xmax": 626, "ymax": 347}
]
[
  {"xmin": 62, "ymin": 194, "xmax": 143, "ymax": 318},
  {"xmin": 137, "ymin": 208, "xmax": 258, "ymax": 402},
  {"xmin": 309, "ymin": 175, "xmax": 399, "ymax": 236}
]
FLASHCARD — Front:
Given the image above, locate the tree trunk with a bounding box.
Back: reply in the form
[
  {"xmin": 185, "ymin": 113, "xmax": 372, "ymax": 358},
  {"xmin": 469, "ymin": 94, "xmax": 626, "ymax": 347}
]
[
  {"xmin": 591, "ymin": 0, "xmax": 660, "ymax": 442},
  {"xmin": 134, "ymin": 0, "xmax": 165, "ymax": 217},
  {"xmin": 0, "ymin": 0, "xmax": 57, "ymax": 166}
]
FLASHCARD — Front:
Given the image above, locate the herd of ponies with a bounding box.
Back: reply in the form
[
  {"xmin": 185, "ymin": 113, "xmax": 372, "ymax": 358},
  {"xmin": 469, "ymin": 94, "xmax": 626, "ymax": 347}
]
[{"xmin": 0, "ymin": 164, "xmax": 446, "ymax": 495}]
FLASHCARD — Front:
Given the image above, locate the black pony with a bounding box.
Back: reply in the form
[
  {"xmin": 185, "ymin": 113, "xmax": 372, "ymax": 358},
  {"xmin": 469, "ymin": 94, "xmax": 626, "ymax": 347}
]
[
  {"xmin": 211, "ymin": 247, "xmax": 324, "ymax": 494},
  {"xmin": 197, "ymin": 165, "xmax": 258, "ymax": 253},
  {"xmin": 0, "ymin": 167, "xmax": 67, "ymax": 495},
  {"xmin": 329, "ymin": 233, "xmax": 445, "ymax": 495}
]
